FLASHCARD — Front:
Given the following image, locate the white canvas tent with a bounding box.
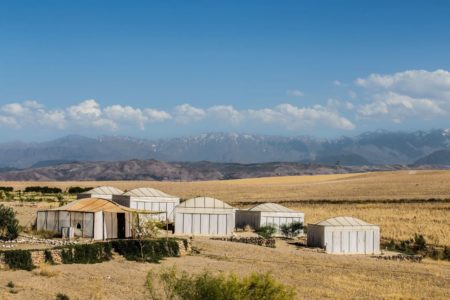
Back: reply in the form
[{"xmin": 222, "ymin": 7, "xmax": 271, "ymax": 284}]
[
  {"xmin": 174, "ymin": 197, "xmax": 236, "ymax": 236},
  {"xmin": 36, "ymin": 198, "xmax": 137, "ymax": 240},
  {"xmin": 77, "ymin": 186, "xmax": 124, "ymax": 200},
  {"xmin": 307, "ymin": 216, "xmax": 380, "ymax": 254},
  {"xmin": 235, "ymin": 203, "xmax": 304, "ymax": 236},
  {"xmin": 113, "ymin": 188, "xmax": 180, "ymax": 222}
]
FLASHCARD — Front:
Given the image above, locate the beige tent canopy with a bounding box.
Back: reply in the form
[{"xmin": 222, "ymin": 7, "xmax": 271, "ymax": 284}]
[{"xmin": 37, "ymin": 198, "xmax": 162, "ymax": 240}]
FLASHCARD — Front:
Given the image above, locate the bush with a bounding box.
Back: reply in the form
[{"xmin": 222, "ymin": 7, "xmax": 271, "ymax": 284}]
[
  {"xmin": 44, "ymin": 250, "xmax": 54, "ymax": 264},
  {"xmin": 67, "ymin": 187, "xmax": 92, "ymax": 194},
  {"xmin": 255, "ymin": 225, "xmax": 277, "ymax": 239},
  {"xmin": 60, "ymin": 243, "xmax": 112, "ymax": 264},
  {"xmin": 6, "ymin": 281, "xmax": 15, "ymax": 288},
  {"xmin": 0, "ymin": 204, "xmax": 20, "ymax": 240},
  {"xmin": 3, "ymin": 249, "xmax": 35, "ymax": 270},
  {"xmin": 56, "ymin": 293, "xmax": 70, "ymax": 300},
  {"xmin": 24, "ymin": 186, "xmax": 62, "ymax": 194},
  {"xmin": 146, "ymin": 267, "xmax": 296, "ymax": 300},
  {"xmin": 110, "ymin": 239, "xmax": 180, "ymax": 263},
  {"xmin": 280, "ymin": 222, "xmax": 304, "ymax": 238},
  {"xmin": 0, "ymin": 187, "xmax": 13, "ymax": 192}
]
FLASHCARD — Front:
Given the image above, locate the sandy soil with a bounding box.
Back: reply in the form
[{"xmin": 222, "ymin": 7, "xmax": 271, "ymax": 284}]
[{"xmin": 1, "ymin": 238, "xmax": 449, "ymax": 300}]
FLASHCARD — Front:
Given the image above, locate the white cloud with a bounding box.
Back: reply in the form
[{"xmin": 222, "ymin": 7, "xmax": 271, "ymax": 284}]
[
  {"xmin": 248, "ymin": 103, "xmax": 355, "ymax": 130},
  {"xmin": 355, "ymin": 69, "xmax": 450, "ymax": 122},
  {"xmin": 173, "ymin": 104, "xmax": 206, "ymax": 124},
  {"xmin": 287, "ymin": 89, "xmax": 304, "ymax": 97},
  {"xmin": 207, "ymin": 105, "xmax": 243, "ymax": 124},
  {"xmin": 0, "ymin": 99, "xmax": 355, "ymax": 132}
]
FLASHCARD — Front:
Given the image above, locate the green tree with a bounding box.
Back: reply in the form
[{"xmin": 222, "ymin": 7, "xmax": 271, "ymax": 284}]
[
  {"xmin": 280, "ymin": 222, "xmax": 304, "ymax": 239},
  {"xmin": 0, "ymin": 204, "xmax": 20, "ymax": 240},
  {"xmin": 255, "ymin": 225, "xmax": 277, "ymax": 239}
]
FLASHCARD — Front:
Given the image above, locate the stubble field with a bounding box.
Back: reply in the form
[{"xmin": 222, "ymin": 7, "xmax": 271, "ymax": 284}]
[{"xmin": 2, "ymin": 170, "xmax": 450, "ymax": 246}]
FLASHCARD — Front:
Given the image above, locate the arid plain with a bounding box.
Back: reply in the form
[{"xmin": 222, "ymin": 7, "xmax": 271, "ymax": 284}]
[{"xmin": 1, "ymin": 170, "xmax": 450, "ymax": 299}]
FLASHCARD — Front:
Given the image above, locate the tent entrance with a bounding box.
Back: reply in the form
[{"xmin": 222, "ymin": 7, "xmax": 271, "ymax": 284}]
[{"xmin": 117, "ymin": 213, "xmax": 126, "ymax": 239}]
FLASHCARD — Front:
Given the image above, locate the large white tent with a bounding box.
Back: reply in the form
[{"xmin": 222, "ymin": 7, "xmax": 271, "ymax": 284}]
[
  {"xmin": 307, "ymin": 216, "xmax": 380, "ymax": 254},
  {"xmin": 77, "ymin": 186, "xmax": 124, "ymax": 200},
  {"xmin": 36, "ymin": 198, "xmax": 134, "ymax": 240},
  {"xmin": 174, "ymin": 197, "xmax": 236, "ymax": 236},
  {"xmin": 113, "ymin": 188, "xmax": 180, "ymax": 222},
  {"xmin": 235, "ymin": 203, "xmax": 304, "ymax": 236}
]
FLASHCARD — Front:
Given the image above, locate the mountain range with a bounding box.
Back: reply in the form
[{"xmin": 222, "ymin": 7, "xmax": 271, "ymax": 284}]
[
  {"xmin": 0, "ymin": 129, "xmax": 448, "ymax": 181},
  {"xmin": 1, "ymin": 129, "xmax": 450, "ymax": 169},
  {"xmin": 0, "ymin": 129, "xmax": 450, "ymax": 170}
]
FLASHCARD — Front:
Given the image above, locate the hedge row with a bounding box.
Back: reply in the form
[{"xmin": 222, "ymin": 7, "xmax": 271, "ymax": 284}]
[
  {"xmin": 1, "ymin": 238, "xmax": 183, "ymax": 270},
  {"xmin": 24, "ymin": 186, "xmax": 62, "ymax": 194},
  {"xmin": 2, "ymin": 250, "xmax": 34, "ymax": 271},
  {"xmin": 111, "ymin": 239, "xmax": 180, "ymax": 262}
]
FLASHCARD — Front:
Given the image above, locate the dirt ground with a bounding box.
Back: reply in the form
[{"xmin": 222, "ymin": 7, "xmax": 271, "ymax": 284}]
[{"xmin": 0, "ymin": 238, "xmax": 449, "ymax": 300}]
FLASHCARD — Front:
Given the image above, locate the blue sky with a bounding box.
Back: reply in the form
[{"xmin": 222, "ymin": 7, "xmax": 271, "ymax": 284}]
[{"xmin": 1, "ymin": 0, "xmax": 450, "ymax": 141}]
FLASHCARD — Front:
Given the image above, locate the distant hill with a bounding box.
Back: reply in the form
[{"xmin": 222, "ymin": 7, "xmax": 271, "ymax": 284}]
[
  {"xmin": 0, "ymin": 129, "xmax": 450, "ymax": 168},
  {"xmin": 0, "ymin": 159, "xmax": 407, "ymax": 181},
  {"xmin": 414, "ymin": 150, "xmax": 450, "ymax": 166}
]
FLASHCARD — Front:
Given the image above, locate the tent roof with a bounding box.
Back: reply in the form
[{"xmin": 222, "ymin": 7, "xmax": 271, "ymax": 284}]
[
  {"xmin": 248, "ymin": 202, "xmax": 296, "ymax": 212},
  {"xmin": 178, "ymin": 197, "xmax": 234, "ymax": 209},
  {"xmin": 49, "ymin": 198, "xmax": 159, "ymax": 214},
  {"xmin": 123, "ymin": 187, "xmax": 177, "ymax": 198},
  {"xmin": 81, "ymin": 186, "xmax": 124, "ymax": 195},
  {"xmin": 315, "ymin": 216, "xmax": 375, "ymax": 227}
]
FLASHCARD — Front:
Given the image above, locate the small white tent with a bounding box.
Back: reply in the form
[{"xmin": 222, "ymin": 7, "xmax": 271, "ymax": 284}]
[
  {"xmin": 174, "ymin": 197, "xmax": 235, "ymax": 236},
  {"xmin": 36, "ymin": 198, "xmax": 136, "ymax": 240},
  {"xmin": 307, "ymin": 216, "xmax": 380, "ymax": 254},
  {"xmin": 235, "ymin": 203, "xmax": 304, "ymax": 235},
  {"xmin": 113, "ymin": 188, "xmax": 180, "ymax": 222},
  {"xmin": 77, "ymin": 186, "xmax": 124, "ymax": 200}
]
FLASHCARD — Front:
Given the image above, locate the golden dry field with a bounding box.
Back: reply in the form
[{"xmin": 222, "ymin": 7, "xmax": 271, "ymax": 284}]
[
  {"xmin": 2, "ymin": 170, "xmax": 450, "ymax": 202},
  {"xmin": 2, "ymin": 170, "xmax": 450, "ymax": 246},
  {"xmin": 1, "ymin": 239, "xmax": 449, "ymax": 299},
  {"xmin": 1, "ymin": 170, "xmax": 450, "ymax": 299}
]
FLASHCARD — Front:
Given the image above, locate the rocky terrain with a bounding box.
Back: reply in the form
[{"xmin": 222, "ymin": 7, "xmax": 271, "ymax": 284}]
[{"xmin": 0, "ymin": 159, "xmax": 408, "ymax": 181}]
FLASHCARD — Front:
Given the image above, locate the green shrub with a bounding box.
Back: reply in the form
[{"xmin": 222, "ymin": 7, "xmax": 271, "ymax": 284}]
[
  {"xmin": 3, "ymin": 249, "xmax": 35, "ymax": 270},
  {"xmin": 44, "ymin": 250, "xmax": 54, "ymax": 264},
  {"xmin": 280, "ymin": 222, "xmax": 304, "ymax": 238},
  {"xmin": 60, "ymin": 243, "xmax": 112, "ymax": 264},
  {"xmin": 0, "ymin": 204, "xmax": 20, "ymax": 240},
  {"xmin": 6, "ymin": 281, "xmax": 15, "ymax": 288},
  {"xmin": 55, "ymin": 293, "xmax": 70, "ymax": 300},
  {"xmin": 146, "ymin": 267, "xmax": 296, "ymax": 300},
  {"xmin": 255, "ymin": 225, "xmax": 277, "ymax": 239},
  {"xmin": 111, "ymin": 239, "xmax": 180, "ymax": 263},
  {"xmin": 67, "ymin": 187, "xmax": 92, "ymax": 194},
  {"xmin": 0, "ymin": 187, "xmax": 13, "ymax": 192},
  {"xmin": 24, "ymin": 186, "xmax": 62, "ymax": 194}
]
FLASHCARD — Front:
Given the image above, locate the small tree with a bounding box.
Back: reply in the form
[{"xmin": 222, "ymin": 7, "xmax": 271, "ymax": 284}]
[
  {"xmin": 131, "ymin": 213, "xmax": 161, "ymax": 261},
  {"xmin": 255, "ymin": 225, "xmax": 277, "ymax": 239},
  {"xmin": 280, "ymin": 222, "xmax": 304, "ymax": 239},
  {"xmin": 0, "ymin": 204, "xmax": 20, "ymax": 240}
]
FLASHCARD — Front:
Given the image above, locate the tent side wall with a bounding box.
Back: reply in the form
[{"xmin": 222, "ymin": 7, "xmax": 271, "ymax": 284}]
[
  {"xmin": 307, "ymin": 224, "xmax": 325, "ymax": 248},
  {"xmin": 112, "ymin": 195, "xmax": 180, "ymax": 222},
  {"xmin": 260, "ymin": 211, "xmax": 304, "ymax": 235},
  {"xmin": 235, "ymin": 210, "xmax": 261, "ymax": 230},
  {"xmin": 77, "ymin": 194, "xmax": 113, "ymax": 200},
  {"xmin": 94, "ymin": 211, "xmax": 103, "ymax": 240},
  {"xmin": 174, "ymin": 207, "xmax": 235, "ymax": 236},
  {"xmin": 323, "ymin": 226, "xmax": 380, "ymax": 254},
  {"xmin": 111, "ymin": 195, "xmax": 131, "ymax": 207}
]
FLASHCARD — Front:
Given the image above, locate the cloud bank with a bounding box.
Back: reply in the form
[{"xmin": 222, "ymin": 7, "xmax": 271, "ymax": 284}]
[{"xmin": 0, "ymin": 99, "xmax": 354, "ymax": 132}]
